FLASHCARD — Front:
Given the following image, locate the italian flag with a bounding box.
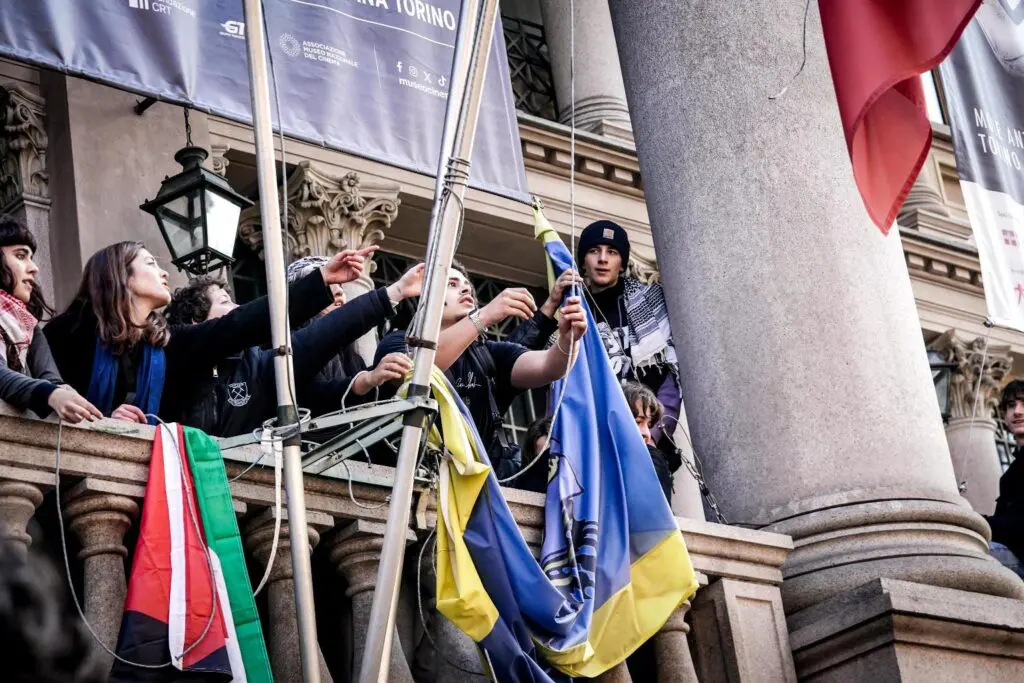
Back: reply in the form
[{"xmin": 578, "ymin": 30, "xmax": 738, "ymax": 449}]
[{"xmin": 110, "ymin": 424, "xmax": 272, "ymax": 683}]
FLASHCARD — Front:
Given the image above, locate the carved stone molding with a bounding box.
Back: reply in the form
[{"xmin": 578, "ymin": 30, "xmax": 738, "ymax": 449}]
[
  {"xmin": 928, "ymin": 329, "xmax": 1014, "ymax": 421},
  {"xmin": 209, "ymin": 142, "xmax": 230, "ymax": 178},
  {"xmin": 0, "ymin": 84, "xmax": 49, "ymax": 211},
  {"xmin": 627, "ymin": 254, "xmax": 660, "ymax": 284},
  {"xmin": 239, "ymin": 161, "xmax": 401, "ymax": 261}
]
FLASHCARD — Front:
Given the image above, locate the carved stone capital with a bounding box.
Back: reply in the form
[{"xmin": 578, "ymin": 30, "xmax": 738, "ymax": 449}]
[
  {"xmin": 928, "ymin": 330, "xmax": 1013, "ymax": 420},
  {"xmin": 0, "ymin": 84, "xmax": 48, "ymax": 212},
  {"xmin": 627, "ymin": 254, "xmax": 660, "ymax": 284},
  {"xmin": 239, "ymin": 162, "xmax": 400, "ymax": 262}
]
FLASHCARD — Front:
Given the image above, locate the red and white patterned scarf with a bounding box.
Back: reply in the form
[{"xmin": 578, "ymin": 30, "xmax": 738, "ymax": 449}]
[{"xmin": 0, "ymin": 289, "xmax": 37, "ymax": 372}]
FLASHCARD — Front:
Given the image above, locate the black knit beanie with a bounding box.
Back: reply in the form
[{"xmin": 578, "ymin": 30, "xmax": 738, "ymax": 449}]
[{"xmin": 576, "ymin": 220, "xmax": 630, "ymax": 268}]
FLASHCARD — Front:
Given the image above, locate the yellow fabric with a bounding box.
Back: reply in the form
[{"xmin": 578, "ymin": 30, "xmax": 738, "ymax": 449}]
[
  {"xmin": 538, "ymin": 533, "xmax": 699, "ymax": 677},
  {"xmin": 429, "ymin": 368, "xmax": 499, "ymax": 642}
]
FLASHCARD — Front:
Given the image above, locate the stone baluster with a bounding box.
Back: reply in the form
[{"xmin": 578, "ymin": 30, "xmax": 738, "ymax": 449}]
[
  {"xmin": 0, "ymin": 480, "xmax": 43, "ymax": 552},
  {"xmin": 245, "ymin": 508, "xmax": 335, "ymax": 683},
  {"xmin": 63, "ymin": 482, "xmax": 139, "ymax": 667},
  {"xmin": 596, "ymin": 661, "xmax": 633, "ymax": 682},
  {"xmin": 330, "ymin": 520, "xmax": 416, "ymax": 683},
  {"xmin": 654, "ymin": 601, "xmax": 699, "ymax": 682}
]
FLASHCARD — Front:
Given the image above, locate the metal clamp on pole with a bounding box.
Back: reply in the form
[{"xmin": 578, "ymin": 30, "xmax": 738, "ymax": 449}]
[{"xmin": 358, "ymin": 0, "xmax": 503, "ymax": 680}]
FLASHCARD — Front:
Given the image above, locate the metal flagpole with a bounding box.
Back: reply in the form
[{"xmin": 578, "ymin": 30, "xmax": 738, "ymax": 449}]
[
  {"xmin": 241, "ymin": 1, "xmax": 321, "ymax": 682},
  {"xmin": 359, "ymin": 0, "xmax": 502, "ymax": 680}
]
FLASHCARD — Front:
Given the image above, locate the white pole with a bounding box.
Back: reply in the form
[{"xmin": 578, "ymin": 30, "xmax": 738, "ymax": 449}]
[
  {"xmin": 241, "ymin": 2, "xmax": 321, "ymax": 682},
  {"xmin": 358, "ymin": 0, "xmax": 502, "ymax": 680}
]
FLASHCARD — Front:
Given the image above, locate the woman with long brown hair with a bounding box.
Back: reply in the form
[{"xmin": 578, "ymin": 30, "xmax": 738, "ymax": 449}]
[
  {"xmin": 0, "ymin": 217, "xmax": 101, "ymax": 422},
  {"xmin": 45, "ymin": 240, "xmax": 372, "ymax": 424}
]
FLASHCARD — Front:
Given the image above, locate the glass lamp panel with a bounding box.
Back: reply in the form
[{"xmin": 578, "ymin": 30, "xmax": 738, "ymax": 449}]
[
  {"xmin": 158, "ymin": 193, "xmax": 202, "ymax": 260},
  {"xmin": 205, "ymin": 189, "xmax": 243, "ymax": 258}
]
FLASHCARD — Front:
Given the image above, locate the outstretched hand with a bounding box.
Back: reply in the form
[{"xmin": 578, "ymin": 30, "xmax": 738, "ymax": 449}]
[
  {"xmin": 556, "ymin": 296, "xmax": 587, "ymax": 342},
  {"xmin": 322, "ymin": 246, "xmax": 379, "ymax": 285},
  {"xmin": 387, "ymin": 263, "xmax": 425, "ymax": 302},
  {"xmin": 541, "ymin": 269, "xmax": 583, "ymax": 317}
]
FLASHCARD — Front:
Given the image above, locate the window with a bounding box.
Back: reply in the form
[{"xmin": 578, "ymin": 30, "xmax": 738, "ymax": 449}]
[
  {"xmin": 921, "ymin": 71, "xmax": 947, "ymax": 125},
  {"xmin": 503, "ymin": 15, "xmax": 558, "ymax": 121}
]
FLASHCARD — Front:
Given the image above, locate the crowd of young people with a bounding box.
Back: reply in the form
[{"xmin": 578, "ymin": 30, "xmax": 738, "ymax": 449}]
[{"xmin": 0, "ymin": 213, "xmax": 686, "ymax": 495}]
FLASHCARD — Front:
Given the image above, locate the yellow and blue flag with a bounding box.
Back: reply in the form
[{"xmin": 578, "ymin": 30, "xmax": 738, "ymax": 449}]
[{"xmin": 430, "ymin": 206, "xmax": 697, "ymax": 680}]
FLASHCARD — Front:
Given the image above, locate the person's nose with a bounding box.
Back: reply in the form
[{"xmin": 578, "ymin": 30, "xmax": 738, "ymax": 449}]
[
  {"xmin": 1014, "ymin": 401, "xmax": 1024, "ymax": 417},
  {"xmin": 25, "ymin": 258, "xmax": 39, "ymax": 276},
  {"xmin": 597, "ymin": 247, "xmax": 609, "ymax": 264}
]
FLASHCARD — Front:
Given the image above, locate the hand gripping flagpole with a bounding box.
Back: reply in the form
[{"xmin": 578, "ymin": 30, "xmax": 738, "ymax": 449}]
[
  {"xmin": 242, "ymin": 1, "xmax": 321, "ymax": 681},
  {"xmin": 359, "ymin": 0, "xmax": 501, "ymax": 681}
]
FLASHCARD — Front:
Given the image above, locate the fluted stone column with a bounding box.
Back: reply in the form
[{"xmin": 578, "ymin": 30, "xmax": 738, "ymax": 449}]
[
  {"xmin": 539, "ymin": 0, "xmax": 632, "ymax": 141},
  {"xmin": 928, "ymin": 330, "xmax": 1013, "ymax": 516},
  {"xmin": 607, "ymin": 0, "xmax": 1024, "ymax": 614},
  {"xmin": 0, "ymin": 480, "xmax": 43, "ymax": 552},
  {"xmin": 64, "ymin": 489, "xmax": 138, "ymax": 666},
  {"xmin": 330, "ymin": 520, "xmax": 415, "ymax": 683},
  {"xmin": 654, "ymin": 602, "xmax": 698, "ymax": 683},
  {"xmin": 245, "ymin": 509, "xmax": 334, "ymax": 683},
  {"xmin": 238, "ymin": 161, "xmax": 401, "ymax": 364}
]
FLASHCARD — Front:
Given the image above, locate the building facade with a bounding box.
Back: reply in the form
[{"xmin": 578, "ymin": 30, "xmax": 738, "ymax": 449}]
[{"xmin": 1, "ymin": 1, "xmax": 1023, "ymax": 681}]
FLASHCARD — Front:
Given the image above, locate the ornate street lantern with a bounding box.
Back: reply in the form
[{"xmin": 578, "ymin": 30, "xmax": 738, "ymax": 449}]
[
  {"xmin": 140, "ymin": 144, "xmax": 253, "ymax": 275},
  {"xmin": 928, "ymin": 350, "xmax": 957, "ymax": 423}
]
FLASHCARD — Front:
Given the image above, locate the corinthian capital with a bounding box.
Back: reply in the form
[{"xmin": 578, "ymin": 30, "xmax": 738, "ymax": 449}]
[
  {"xmin": 239, "ymin": 161, "xmax": 401, "ymax": 260},
  {"xmin": 0, "ymin": 84, "xmax": 48, "ymax": 211},
  {"xmin": 928, "ymin": 330, "xmax": 1013, "ymax": 420}
]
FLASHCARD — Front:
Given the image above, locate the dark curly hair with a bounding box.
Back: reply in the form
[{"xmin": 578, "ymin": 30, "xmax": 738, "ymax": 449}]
[
  {"xmin": 165, "ymin": 274, "xmax": 227, "ymax": 326},
  {"xmin": 0, "ymin": 216, "xmax": 54, "ymax": 321},
  {"xmin": 623, "ymin": 381, "xmax": 664, "ymax": 425},
  {"xmin": 0, "ymin": 542, "xmax": 105, "ymax": 683}
]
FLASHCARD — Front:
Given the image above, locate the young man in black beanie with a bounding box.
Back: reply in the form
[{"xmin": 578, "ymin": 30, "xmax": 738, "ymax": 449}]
[
  {"xmin": 987, "ymin": 380, "xmax": 1024, "ymax": 578},
  {"xmin": 577, "ymin": 219, "xmax": 683, "ymax": 452}
]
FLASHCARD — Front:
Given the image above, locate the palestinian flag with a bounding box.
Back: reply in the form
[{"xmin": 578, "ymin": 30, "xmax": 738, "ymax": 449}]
[{"xmin": 110, "ymin": 424, "xmax": 272, "ymax": 682}]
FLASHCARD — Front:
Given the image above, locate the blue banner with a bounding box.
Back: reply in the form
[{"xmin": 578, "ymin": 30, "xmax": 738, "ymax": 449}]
[{"xmin": 0, "ymin": 0, "xmax": 528, "ymax": 201}]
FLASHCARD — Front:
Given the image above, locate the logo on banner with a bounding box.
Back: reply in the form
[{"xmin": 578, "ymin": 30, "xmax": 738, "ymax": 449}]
[
  {"xmin": 220, "ymin": 20, "xmax": 245, "ymax": 39},
  {"xmin": 128, "ymin": 0, "xmax": 150, "ymax": 8},
  {"xmin": 279, "ymin": 33, "xmax": 301, "ymax": 58}
]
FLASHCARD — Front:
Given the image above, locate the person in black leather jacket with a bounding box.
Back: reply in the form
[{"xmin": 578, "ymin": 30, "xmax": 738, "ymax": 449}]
[
  {"xmin": 163, "ymin": 262, "xmax": 423, "ymax": 437},
  {"xmin": 987, "ymin": 380, "xmax": 1024, "ymax": 578}
]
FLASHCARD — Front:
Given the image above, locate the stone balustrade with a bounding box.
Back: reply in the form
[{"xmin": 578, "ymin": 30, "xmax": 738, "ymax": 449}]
[{"xmin": 0, "ymin": 404, "xmax": 795, "ymax": 682}]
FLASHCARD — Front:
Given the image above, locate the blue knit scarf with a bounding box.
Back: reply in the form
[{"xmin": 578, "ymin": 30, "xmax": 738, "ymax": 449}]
[{"xmin": 87, "ymin": 341, "xmax": 166, "ymax": 425}]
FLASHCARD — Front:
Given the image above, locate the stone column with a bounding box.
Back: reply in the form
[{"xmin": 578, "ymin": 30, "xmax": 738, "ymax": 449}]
[
  {"xmin": 245, "ymin": 509, "xmax": 335, "ymax": 683},
  {"xmin": 0, "ymin": 83, "xmax": 55, "ymax": 307},
  {"xmin": 239, "ymin": 161, "xmax": 401, "ymax": 363},
  {"xmin": 928, "ymin": 330, "xmax": 1013, "ymax": 516},
  {"xmin": 330, "ymin": 520, "xmax": 415, "ymax": 683},
  {"xmin": 607, "ymin": 0, "xmax": 1024, "ymax": 614},
  {"xmin": 0, "ymin": 480, "xmax": 43, "ymax": 552},
  {"xmin": 64, "ymin": 488, "xmax": 138, "ymax": 666},
  {"xmin": 539, "ymin": 0, "xmax": 632, "ymax": 141},
  {"xmin": 653, "ymin": 602, "xmax": 698, "ymax": 683},
  {"xmin": 596, "ymin": 662, "xmax": 633, "ymax": 683}
]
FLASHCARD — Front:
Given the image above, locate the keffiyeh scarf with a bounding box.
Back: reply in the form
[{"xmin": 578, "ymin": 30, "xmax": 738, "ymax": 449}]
[
  {"xmin": 0, "ymin": 289, "xmax": 37, "ymax": 373},
  {"xmin": 621, "ymin": 277, "xmax": 678, "ymax": 372}
]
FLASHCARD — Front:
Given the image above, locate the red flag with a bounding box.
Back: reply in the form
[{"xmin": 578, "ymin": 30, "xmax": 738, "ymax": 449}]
[{"xmin": 820, "ymin": 0, "xmax": 981, "ymax": 234}]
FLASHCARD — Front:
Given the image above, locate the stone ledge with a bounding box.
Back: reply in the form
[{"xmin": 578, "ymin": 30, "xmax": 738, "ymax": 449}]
[{"xmin": 789, "ymin": 578, "xmax": 1024, "ymax": 680}]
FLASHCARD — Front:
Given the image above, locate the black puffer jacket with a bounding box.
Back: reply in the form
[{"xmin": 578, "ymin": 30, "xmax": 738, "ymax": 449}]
[{"xmin": 987, "ymin": 448, "xmax": 1024, "ymax": 561}]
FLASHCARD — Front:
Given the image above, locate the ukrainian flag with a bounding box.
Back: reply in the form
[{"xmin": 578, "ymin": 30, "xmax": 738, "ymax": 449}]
[{"xmin": 430, "ymin": 206, "xmax": 697, "ymax": 679}]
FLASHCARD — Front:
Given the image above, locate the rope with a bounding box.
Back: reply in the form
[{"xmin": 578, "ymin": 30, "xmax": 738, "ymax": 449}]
[
  {"xmin": 769, "ymin": 0, "xmax": 813, "ymax": 100},
  {"xmin": 55, "ymin": 420, "xmax": 218, "ymax": 669}
]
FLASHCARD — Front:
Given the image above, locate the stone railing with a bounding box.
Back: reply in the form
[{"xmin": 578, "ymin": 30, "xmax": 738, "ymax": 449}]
[{"xmin": 0, "ymin": 406, "xmax": 796, "ymax": 682}]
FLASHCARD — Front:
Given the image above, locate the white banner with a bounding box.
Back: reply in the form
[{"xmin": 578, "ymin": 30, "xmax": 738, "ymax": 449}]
[{"xmin": 940, "ymin": 0, "xmax": 1024, "ymax": 331}]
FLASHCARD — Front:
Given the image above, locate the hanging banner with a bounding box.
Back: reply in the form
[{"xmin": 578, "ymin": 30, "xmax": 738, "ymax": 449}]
[
  {"xmin": 940, "ymin": 0, "xmax": 1024, "ymax": 330},
  {"xmin": 0, "ymin": 0, "xmax": 528, "ymax": 201}
]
